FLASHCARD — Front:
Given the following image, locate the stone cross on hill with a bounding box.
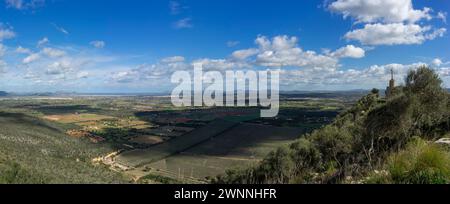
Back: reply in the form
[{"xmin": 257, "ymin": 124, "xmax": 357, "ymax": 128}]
[{"xmin": 385, "ymin": 69, "xmax": 395, "ymax": 98}]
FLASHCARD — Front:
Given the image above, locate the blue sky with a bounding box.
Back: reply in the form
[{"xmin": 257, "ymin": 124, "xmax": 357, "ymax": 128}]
[{"xmin": 0, "ymin": 0, "xmax": 449, "ymax": 93}]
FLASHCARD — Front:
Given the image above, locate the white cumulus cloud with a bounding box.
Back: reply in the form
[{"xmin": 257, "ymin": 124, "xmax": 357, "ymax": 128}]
[
  {"xmin": 329, "ymin": 0, "xmax": 445, "ymax": 46},
  {"xmin": 280, "ymin": 62, "xmax": 433, "ymax": 90},
  {"xmin": 253, "ymin": 35, "xmax": 339, "ymax": 69},
  {"xmin": 330, "ymin": 45, "xmax": 365, "ymax": 58},
  {"xmin": 344, "ymin": 23, "xmax": 446, "ymax": 45},
  {"xmin": 432, "ymin": 58, "xmax": 443, "ymax": 67},
  {"xmin": 328, "ymin": 0, "xmax": 431, "ymax": 23}
]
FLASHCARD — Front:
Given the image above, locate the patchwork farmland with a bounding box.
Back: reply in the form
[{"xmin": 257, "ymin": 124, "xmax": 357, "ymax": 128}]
[
  {"xmin": 140, "ymin": 123, "xmax": 304, "ymax": 180},
  {"xmin": 0, "ymin": 93, "xmax": 353, "ymax": 183},
  {"xmin": 115, "ymin": 119, "xmax": 239, "ymax": 167}
]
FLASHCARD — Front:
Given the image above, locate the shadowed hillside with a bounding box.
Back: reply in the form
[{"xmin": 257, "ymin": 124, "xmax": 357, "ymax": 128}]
[{"xmin": 0, "ymin": 112, "xmax": 127, "ymax": 184}]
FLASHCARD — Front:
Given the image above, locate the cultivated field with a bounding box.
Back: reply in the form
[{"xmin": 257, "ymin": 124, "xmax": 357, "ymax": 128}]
[
  {"xmin": 142, "ymin": 123, "xmax": 304, "ymax": 180},
  {"xmin": 0, "ymin": 92, "xmax": 357, "ymax": 183},
  {"xmin": 115, "ymin": 119, "xmax": 239, "ymax": 167}
]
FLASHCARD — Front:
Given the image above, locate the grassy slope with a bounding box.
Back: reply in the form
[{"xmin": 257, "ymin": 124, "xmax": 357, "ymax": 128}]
[{"xmin": 0, "ymin": 112, "xmax": 127, "ymax": 184}]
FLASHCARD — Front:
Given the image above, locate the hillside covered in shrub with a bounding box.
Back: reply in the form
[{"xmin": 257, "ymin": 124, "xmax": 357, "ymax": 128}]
[
  {"xmin": 0, "ymin": 112, "xmax": 127, "ymax": 184},
  {"xmin": 213, "ymin": 66, "xmax": 450, "ymax": 184}
]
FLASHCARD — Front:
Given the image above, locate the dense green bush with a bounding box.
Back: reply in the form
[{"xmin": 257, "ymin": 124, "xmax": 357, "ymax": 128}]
[
  {"xmin": 290, "ymin": 138, "xmax": 321, "ymax": 171},
  {"xmin": 405, "ymin": 66, "xmax": 449, "ymax": 137},
  {"xmin": 139, "ymin": 174, "xmax": 181, "ymax": 184},
  {"xmin": 387, "ymin": 138, "xmax": 450, "ymax": 184}
]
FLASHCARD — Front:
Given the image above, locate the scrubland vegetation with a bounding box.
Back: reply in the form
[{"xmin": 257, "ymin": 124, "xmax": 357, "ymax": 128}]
[
  {"xmin": 366, "ymin": 138, "xmax": 450, "ymax": 184},
  {"xmin": 213, "ymin": 66, "xmax": 450, "ymax": 184},
  {"xmin": 0, "ymin": 112, "xmax": 127, "ymax": 183}
]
